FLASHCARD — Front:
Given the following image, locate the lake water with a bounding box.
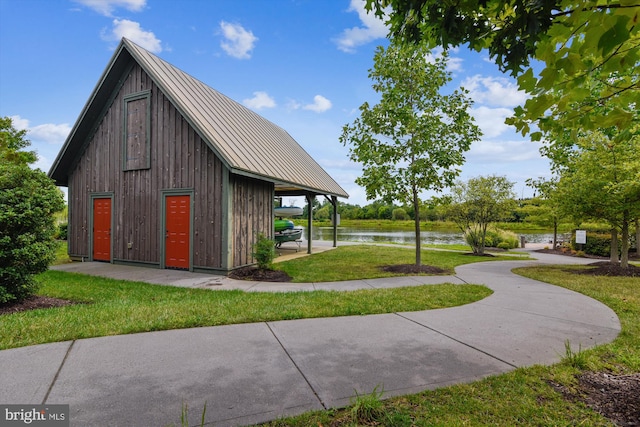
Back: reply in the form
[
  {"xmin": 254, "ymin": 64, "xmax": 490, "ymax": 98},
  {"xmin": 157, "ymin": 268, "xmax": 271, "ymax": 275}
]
[{"xmin": 308, "ymin": 226, "xmax": 554, "ymax": 246}]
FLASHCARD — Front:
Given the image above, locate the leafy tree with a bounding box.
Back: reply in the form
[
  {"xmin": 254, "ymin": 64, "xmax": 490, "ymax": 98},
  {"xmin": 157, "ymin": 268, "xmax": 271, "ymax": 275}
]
[
  {"xmin": 525, "ymin": 178, "xmax": 565, "ymax": 248},
  {"xmin": 0, "ymin": 116, "xmax": 37, "ymax": 165},
  {"xmin": 555, "ymin": 131, "xmax": 640, "ymax": 267},
  {"xmin": 0, "ymin": 117, "xmax": 65, "ymax": 304},
  {"xmin": 447, "ymin": 176, "xmax": 517, "ymax": 255},
  {"xmin": 366, "ymin": 0, "xmax": 639, "ymax": 138},
  {"xmin": 340, "ymin": 40, "xmax": 480, "ymax": 265}
]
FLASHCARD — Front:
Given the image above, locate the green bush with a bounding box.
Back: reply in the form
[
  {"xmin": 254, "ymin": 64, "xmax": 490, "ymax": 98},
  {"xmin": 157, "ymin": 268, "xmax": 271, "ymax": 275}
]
[
  {"xmin": 485, "ymin": 228, "xmax": 519, "ymax": 249},
  {"xmin": 0, "ymin": 164, "xmax": 65, "ymax": 303},
  {"xmin": 572, "ymin": 232, "xmax": 612, "ymax": 257},
  {"xmin": 391, "ymin": 208, "xmax": 408, "ymax": 220},
  {"xmin": 252, "ymin": 233, "xmax": 275, "ymax": 270},
  {"xmin": 56, "ymin": 223, "xmax": 68, "ymax": 240}
]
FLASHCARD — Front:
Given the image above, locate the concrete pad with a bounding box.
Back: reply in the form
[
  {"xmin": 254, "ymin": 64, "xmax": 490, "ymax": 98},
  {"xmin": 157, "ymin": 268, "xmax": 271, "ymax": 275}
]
[
  {"xmin": 0, "ymin": 341, "xmax": 72, "ymax": 403},
  {"xmin": 401, "ymin": 303, "xmax": 620, "ymax": 367},
  {"xmin": 268, "ymin": 314, "xmax": 513, "ymax": 409},
  {"xmin": 45, "ymin": 325, "xmax": 322, "ymax": 427},
  {"xmin": 247, "ymin": 283, "xmax": 316, "ymax": 293},
  {"xmin": 313, "ymin": 280, "xmax": 375, "ymax": 291}
]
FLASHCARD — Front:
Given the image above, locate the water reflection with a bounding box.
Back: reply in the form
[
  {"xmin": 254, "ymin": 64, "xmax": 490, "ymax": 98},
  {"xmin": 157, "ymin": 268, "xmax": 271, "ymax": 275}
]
[{"xmin": 306, "ymin": 226, "xmax": 554, "ymax": 246}]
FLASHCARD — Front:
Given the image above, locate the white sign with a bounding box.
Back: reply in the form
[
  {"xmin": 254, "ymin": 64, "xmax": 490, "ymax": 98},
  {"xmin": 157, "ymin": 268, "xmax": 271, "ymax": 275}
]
[{"xmin": 576, "ymin": 230, "xmax": 587, "ymax": 244}]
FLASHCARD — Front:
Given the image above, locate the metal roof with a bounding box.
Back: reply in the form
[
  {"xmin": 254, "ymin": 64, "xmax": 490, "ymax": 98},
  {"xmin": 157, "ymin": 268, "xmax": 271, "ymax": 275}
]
[{"xmin": 49, "ymin": 38, "xmax": 348, "ymax": 199}]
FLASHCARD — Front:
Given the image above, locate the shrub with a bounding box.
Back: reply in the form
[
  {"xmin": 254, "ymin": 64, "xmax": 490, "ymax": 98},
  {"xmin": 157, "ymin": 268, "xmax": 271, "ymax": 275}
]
[
  {"xmin": 56, "ymin": 223, "xmax": 68, "ymax": 240},
  {"xmin": 252, "ymin": 233, "xmax": 275, "ymax": 270},
  {"xmin": 0, "ymin": 163, "xmax": 65, "ymax": 303},
  {"xmin": 572, "ymin": 232, "xmax": 613, "ymax": 257},
  {"xmin": 391, "ymin": 208, "xmax": 408, "ymax": 220},
  {"xmin": 485, "ymin": 228, "xmax": 519, "ymax": 249}
]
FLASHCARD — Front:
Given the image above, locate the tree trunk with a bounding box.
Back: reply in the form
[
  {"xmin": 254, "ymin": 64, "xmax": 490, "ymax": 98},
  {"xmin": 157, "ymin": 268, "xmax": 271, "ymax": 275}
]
[
  {"xmin": 636, "ymin": 219, "xmax": 640, "ymax": 258},
  {"xmin": 610, "ymin": 227, "xmax": 619, "ymax": 265},
  {"xmin": 553, "ymin": 219, "xmax": 558, "ymax": 249},
  {"xmin": 413, "ymin": 187, "xmax": 421, "ymax": 266},
  {"xmin": 621, "ymin": 210, "xmax": 629, "ymax": 269}
]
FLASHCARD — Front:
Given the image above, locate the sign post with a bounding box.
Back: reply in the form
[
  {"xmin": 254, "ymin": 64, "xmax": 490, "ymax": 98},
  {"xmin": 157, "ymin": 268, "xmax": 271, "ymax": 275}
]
[{"xmin": 576, "ymin": 230, "xmax": 586, "ymax": 251}]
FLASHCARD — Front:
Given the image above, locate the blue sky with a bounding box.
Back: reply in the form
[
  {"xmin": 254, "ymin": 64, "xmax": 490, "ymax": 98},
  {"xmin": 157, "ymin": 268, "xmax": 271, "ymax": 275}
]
[{"xmin": 0, "ymin": 0, "xmax": 549, "ymax": 206}]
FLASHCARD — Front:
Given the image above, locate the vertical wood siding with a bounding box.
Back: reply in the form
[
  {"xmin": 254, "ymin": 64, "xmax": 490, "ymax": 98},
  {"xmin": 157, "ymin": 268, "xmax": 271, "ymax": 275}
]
[
  {"xmin": 67, "ymin": 63, "xmax": 231, "ymax": 269},
  {"xmin": 232, "ymin": 175, "xmax": 273, "ymax": 267}
]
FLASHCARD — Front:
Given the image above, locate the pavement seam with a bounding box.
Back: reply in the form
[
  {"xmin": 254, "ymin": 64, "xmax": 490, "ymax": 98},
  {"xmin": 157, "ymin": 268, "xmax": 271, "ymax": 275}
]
[
  {"xmin": 264, "ymin": 322, "xmax": 327, "ymax": 410},
  {"xmin": 42, "ymin": 340, "xmax": 75, "ymax": 404},
  {"xmin": 393, "ymin": 313, "xmax": 519, "ymax": 369}
]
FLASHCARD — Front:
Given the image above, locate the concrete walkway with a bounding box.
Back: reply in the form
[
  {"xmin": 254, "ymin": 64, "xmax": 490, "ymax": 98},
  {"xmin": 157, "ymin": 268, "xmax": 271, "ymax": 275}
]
[{"xmin": 0, "ymin": 246, "xmax": 620, "ymax": 426}]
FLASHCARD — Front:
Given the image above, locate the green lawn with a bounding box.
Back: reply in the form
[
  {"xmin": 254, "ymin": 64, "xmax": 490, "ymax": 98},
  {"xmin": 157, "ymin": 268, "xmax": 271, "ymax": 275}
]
[
  {"xmin": 259, "ymin": 265, "xmax": 640, "ymax": 426},
  {"xmin": 276, "ymin": 245, "xmax": 529, "ymax": 282},
  {"xmin": 1, "ymin": 244, "xmax": 508, "ymax": 350}
]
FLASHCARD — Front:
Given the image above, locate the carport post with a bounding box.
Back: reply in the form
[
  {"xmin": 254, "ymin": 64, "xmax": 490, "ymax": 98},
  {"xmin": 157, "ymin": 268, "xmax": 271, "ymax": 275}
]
[
  {"xmin": 331, "ymin": 196, "xmax": 338, "ymax": 247},
  {"xmin": 306, "ymin": 193, "xmax": 314, "ymax": 254}
]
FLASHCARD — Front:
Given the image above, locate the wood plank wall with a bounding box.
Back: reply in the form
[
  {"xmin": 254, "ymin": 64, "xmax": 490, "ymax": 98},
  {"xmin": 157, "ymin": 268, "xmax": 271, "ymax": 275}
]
[
  {"xmin": 67, "ymin": 63, "xmax": 229, "ymax": 269},
  {"xmin": 232, "ymin": 175, "xmax": 273, "ymax": 267}
]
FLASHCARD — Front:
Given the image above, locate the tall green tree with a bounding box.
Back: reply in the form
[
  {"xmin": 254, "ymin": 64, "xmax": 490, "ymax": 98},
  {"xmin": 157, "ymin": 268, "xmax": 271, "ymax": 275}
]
[
  {"xmin": 556, "ymin": 131, "xmax": 640, "ymax": 267},
  {"xmin": 447, "ymin": 175, "xmax": 517, "ymax": 255},
  {"xmin": 0, "ymin": 117, "xmax": 65, "ymax": 304},
  {"xmin": 525, "ymin": 177, "xmax": 564, "ymax": 249},
  {"xmin": 340, "ymin": 41, "xmax": 480, "ymax": 265},
  {"xmin": 366, "ymin": 0, "xmax": 639, "ymax": 137}
]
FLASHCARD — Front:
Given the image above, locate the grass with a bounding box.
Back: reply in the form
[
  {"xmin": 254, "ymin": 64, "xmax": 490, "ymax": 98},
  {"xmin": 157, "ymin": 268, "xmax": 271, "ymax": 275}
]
[
  {"xmin": 259, "ymin": 265, "xmax": 640, "ymax": 426},
  {"xmin": 276, "ymin": 245, "xmax": 529, "ymax": 282},
  {"xmin": 0, "ymin": 269, "xmax": 491, "ymax": 350},
  {"xmin": 1, "ymin": 244, "xmax": 531, "ymax": 349}
]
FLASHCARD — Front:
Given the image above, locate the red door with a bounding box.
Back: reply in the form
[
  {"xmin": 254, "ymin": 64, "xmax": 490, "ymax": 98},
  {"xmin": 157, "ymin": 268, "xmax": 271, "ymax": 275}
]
[
  {"xmin": 165, "ymin": 195, "xmax": 190, "ymax": 269},
  {"xmin": 93, "ymin": 198, "xmax": 111, "ymax": 262}
]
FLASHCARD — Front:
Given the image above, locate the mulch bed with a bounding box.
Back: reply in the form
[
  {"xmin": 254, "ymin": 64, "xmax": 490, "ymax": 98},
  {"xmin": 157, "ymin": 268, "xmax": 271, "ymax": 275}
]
[
  {"xmin": 0, "ymin": 295, "xmax": 76, "ymax": 315},
  {"xmin": 550, "ymin": 372, "xmax": 640, "ymax": 426},
  {"xmin": 536, "ymin": 248, "xmax": 640, "ymax": 277},
  {"xmin": 228, "ymin": 267, "xmax": 292, "ymax": 282},
  {"xmin": 571, "ymin": 261, "xmax": 640, "ymax": 277}
]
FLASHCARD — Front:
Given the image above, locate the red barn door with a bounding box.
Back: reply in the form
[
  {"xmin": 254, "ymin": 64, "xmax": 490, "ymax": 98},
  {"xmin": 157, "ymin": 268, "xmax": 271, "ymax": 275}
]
[
  {"xmin": 93, "ymin": 198, "xmax": 112, "ymax": 262},
  {"xmin": 165, "ymin": 195, "xmax": 190, "ymax": 269}
]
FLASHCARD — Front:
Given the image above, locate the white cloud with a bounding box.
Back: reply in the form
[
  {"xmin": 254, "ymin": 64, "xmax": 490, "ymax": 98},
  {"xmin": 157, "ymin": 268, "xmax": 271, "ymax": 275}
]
[
  {"xmin": 30, "ymin": 123, "xmax": 72, "ymax": 144},
  {"xmin": 303, "ymin": 95, "xmax": 332, "ymax": 113},
  {"xmin": 468, "ymin": 139, "xmax": 543, "ymax": 163},
  {"xmin": 102, "ymin": 19, "xmax": 163, "ymax": 53},
  {"xmin": 242, "ymin": 91, "xmax": 276, "ymax": 110},
  {"xmin": 334, "ymin": 0, "xmax": 388, "ymax": 53},
  {"xmin": 462, "ymin": 75, "xmax": 527, "ymax": 108},
  {"xmin": 285, "ymin": 99, "xmax": 302, "ymax": 111},
  {"xmin": 425, "ymin": 47, "xmax": 463, "ymax": 72},
  {"xmin": 10, "ymin": 115, "xmax": 70, "ymax": 145},
  {"xmin": 219, "ymin": 21, "xmax": 257, "ymax": 59},
  {"xmin": 73, "ymin": 0, "xmax": 146, "ymax": 16},
  {"xmin": 471, "ymin": 106, "xmax": 514, "ymax": 138},
  {"xmin": 9, "ymin": 115, "xmax": 29, "ymax": 131}
]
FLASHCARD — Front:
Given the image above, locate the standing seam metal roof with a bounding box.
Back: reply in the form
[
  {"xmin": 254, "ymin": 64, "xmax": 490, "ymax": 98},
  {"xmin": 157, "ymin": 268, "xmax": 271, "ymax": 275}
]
[
  {"xmin": 49, "ymin": 38, "xmax": 348, "ymax": 199},
  {"xmin": 123, "ymin": 39, "xmax": 348, "ymax": 198}
]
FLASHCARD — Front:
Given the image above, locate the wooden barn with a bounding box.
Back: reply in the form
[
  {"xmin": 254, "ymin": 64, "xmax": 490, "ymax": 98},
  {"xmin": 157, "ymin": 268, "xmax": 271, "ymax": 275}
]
[{"xmin": 49, "ymin": 38, "xmax": 348, "ymax": 273}]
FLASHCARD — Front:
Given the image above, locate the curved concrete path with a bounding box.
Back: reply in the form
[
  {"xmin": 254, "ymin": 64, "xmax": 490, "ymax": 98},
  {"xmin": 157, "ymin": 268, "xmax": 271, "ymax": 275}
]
[{"xmin": 0, "ymin": 248, "xmax": 620, "ymax": 426}]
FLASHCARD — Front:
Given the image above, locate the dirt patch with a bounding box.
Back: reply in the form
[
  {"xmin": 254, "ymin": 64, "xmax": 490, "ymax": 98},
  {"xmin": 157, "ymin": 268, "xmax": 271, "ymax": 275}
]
[
  {"xmin": 380, "ymin": 264, "xmax": 449, "ymax": 274},
  {"xmin": 550, "ymin": 371, "xmax": 640, "ymax": 426},
  {"xmin": 569, "ymin": 261, "xmax": 640, "ymax": 277},
  {"xmin": 228, "ymin": 267, "xmax": 292, "ymax": 282},
  {"xmin": 0, "ymin": 295, "xmax": 77, "ymax": 315}
]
